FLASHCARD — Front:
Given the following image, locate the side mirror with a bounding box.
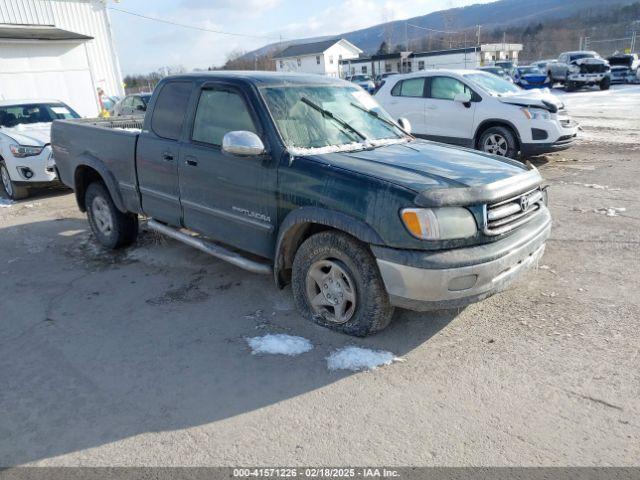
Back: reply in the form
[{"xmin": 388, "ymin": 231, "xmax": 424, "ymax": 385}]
[
  {"xmin": 397, "ymin": 117, "xmax": 411, "ymax": 134},
  {"xmin": 454, "ymin": 92, "xmax": 473, "ymax": 108},
  {"xmin": 222, "ymin": 131, "xmax": 265, "ymax": 156}
]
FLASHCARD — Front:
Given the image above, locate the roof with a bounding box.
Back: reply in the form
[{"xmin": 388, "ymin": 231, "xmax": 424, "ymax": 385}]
[
  {"xmin": 340, "ymin": 47, "xmax": 480, "ymax": 64},
  {"xmin": 168, "ymin": 71, "xmax": 349, "ymax": 87},
  {"xmin": 274, "ymin": 38, "xmax": 361, "ymax": 59},
  {"xmin": 0, "ymin": 99, "xmax": 63, "ymax": 107},
  {"xmin": 0, "ymin": 25, "xmax": 92, "ymax": 41}
]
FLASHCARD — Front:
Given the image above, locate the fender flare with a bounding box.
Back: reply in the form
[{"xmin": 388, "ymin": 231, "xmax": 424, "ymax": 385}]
[
  {"xmin": 73, "ymin": 154, "xmax": 127, "ymax": 213},
  {"xmin": 474, "ymin": 118, "xmax": 522, "ymax": 148},
  {"xmin": 273, "ymin": 206, "xmax": 384, "ymax": 288}
]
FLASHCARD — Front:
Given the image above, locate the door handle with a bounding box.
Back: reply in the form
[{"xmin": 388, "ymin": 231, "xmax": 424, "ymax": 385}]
[
  {"xmin": 162, "ymin": 152, "xmax": 174, "ymax": 161},
  {"xmin": 184, "ymin": 156, "xmax": 198, "ymax": 167},
  {"xmin": 426, "ymin": 105, "xmax": 437, "ymax": 110}
]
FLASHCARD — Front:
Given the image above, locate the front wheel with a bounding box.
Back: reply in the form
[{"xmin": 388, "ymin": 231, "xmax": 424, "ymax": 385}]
[
  {"xmin": 600, "ymin": 76, "xmax": 611, "ymax": 90},
  {"xmin": 292, "ymin": 231, "xmax": 394, "ymax": 336},
  {"xmin": 85, "ymin": 182, "xmax": 138, "ymax": 249},
  {"xmin": 478, "ymin": 126, "xmax": 519, "ymax": 159},
  {"xmin": 1, "ymin": 163, "xmax": 29, "ymax": 200}
]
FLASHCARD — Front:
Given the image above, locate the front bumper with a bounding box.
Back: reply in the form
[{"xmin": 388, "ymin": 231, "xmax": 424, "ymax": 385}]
[
  {"xmin": 567, "ymin": 72, "xmax": 608, "ymax": 84},
  {"xmin": 372, "ymin": 207, "xmax": 551, "ymax": 311},
  {"xmin": 521, "ymin": 134, "xmax": 577, "ymax": 156}
]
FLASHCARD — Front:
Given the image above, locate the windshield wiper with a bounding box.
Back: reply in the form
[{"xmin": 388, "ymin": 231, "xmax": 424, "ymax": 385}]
[
  {"xmin": 349, "ymin": 102, "xmax": 413, "ymax": 138},
  {"xmin": 300, "ymin": 97, "xmax": 367, "ymax": 142}
]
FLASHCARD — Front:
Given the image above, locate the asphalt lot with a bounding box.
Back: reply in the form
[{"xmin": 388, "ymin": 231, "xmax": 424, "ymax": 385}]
[{"xmin": 1, "ymin": 85, "xmax": 638, "ymax": 467}]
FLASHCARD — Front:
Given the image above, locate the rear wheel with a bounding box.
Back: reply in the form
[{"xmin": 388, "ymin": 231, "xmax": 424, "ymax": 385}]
[
  {"xmin": 600, "ymin": 76, "xmax": 611, "ymax": 91},
  {"xmin": 0, "ymin": 163, "xmax": 29, "ymax": 200},
  {"xmin": 292, "ymin": 231, "xmax": 394, "ymax": 336},
  {"xmin": 85, "ymin": 182, "xmax": 138, "ymax": 249},
  {"xmin": 478, "ymin": 126, "xmax": 519, "ymax": 159}
]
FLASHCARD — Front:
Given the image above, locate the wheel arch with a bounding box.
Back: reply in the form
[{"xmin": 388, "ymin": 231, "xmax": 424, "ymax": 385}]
[
  {"xmin": 273, "ymin": 207, "xmax": 385, "ymax": 289},
  {"xmin": 474, "ymin": 119, "xmax": 522, "ymax": 150},
  {"xmin": 73, "ymin": 155, "xmax": 126, "ymax": 213}
]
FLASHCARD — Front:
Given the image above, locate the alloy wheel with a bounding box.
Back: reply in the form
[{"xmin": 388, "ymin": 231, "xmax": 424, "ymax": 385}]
[
  {"xmin": 483, "ymin": 134, "xmax": 509, "ymax": 156},
  {"xmin": 91, "ymin": 196, "xmax": 114, "ymax": 236},
  {"xmin": 305, "ymin": 259, "xmax": 357, "ymax": 324}
]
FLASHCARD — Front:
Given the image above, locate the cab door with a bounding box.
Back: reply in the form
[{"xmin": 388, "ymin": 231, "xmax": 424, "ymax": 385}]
[
  {"xmin": 423, "ymin": 75, "xmax": 477, "ymax": 146},
  {"xmin": 177, "ymin": 83, "xmax": 277, "ymax": 259}
]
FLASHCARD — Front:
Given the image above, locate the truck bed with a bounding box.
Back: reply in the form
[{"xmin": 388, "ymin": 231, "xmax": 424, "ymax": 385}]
[{"xmin": 51, "ymin": 116, "xmax": 145, "ymax": 214}]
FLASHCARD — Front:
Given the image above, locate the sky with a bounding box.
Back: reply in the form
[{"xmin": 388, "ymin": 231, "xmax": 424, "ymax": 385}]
[{"xmin": 109, "ymin": 0, "xmax": 496, "ymax": 75}]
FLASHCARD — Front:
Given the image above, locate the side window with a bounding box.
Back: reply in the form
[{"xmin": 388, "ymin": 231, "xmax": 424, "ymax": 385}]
[
  {"xmin": 131, "ymin": 96, "xmax": 143, "ymax": 109},
  {"xmin": 123, "ymin": 96, "xmax": 133, "ymax": 107},
  {"xmin": 391, "ymin": 78, "xmax": 425, "ymax": 97},
  {"xmin": 429, "ymin": 76, "xmax": 471, "ymax": 101},
  {"xmin": 191, "ymin": 88, "xmax": 257, "ymax": 146},
  {"xmin": 151, "ymin": 81, "xmax": 192, "ymax": 140}
]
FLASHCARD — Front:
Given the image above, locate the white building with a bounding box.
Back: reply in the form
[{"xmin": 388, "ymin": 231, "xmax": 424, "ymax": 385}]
[
  {"xmin": 0, "ymin": 0, "xmax": 124, "ymax": 117},
  {"xmin": 274, "ymin": 38, "xmax": 362, "ymax": 78},
  {"xmin": 342, "ymin": 44, "xmax": 524, "ymax": 77}
]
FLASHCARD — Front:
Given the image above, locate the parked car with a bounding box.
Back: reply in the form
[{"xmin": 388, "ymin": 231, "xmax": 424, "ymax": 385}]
[
  {"xmin": 101, "ymin": 95, "xmax": 121, "ymax": 114},
  {"xmin": 547, "ymin": 51, "xmax": 611, "ymax": 91},
  {"xmin": 478, "ymin": 66, "xmax": 514, "ymax": 83},
  {"xmin": 0, "ymin": 100, "xmax": 80, "ymax": 199},
  {"xmin": 112, "ymin": 93, "xmax": 152, "ymax": 116},
  {"xmin": 512, "ymin": 66, "xmax": 551, "ymax": 89},
  {"xmin": 375, "ymin": 70, "xmax": 578, "ymax": 159},
  {"xmin": 494, "ymin": 60, "xmax": 517, "ymax": 77},
  {"xmin": 346, "ymin": 74, "xmax": 376, "ymax": 93},
  {"xmin": 607, "ymin": 53, "xmax": 640, "ymax": 84},
  {"xmin": 374, "ymin": 72, "xmax": 398, "ymax": 91},
  {"xmin": 52, "ymin": 72, "xmax": 551, "ymax": 336}
]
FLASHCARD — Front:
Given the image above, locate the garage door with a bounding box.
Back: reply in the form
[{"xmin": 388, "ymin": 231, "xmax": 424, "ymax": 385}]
[{"xmin": 0, "ymin": 40, "xmax": 100, "ymax": 117}]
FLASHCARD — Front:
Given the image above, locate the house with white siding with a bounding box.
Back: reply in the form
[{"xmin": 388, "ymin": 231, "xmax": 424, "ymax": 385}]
[
  {"xmin": 274, "ymin": 38, "xmax": 362, "ymax": 78},
  {"xmin": 0, "ymin": 0, "xmax": 124, "ymax": 117}
]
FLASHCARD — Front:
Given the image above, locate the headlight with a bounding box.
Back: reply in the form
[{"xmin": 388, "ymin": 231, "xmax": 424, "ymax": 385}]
[
  {"xmin": 521, "ymin": 107, "xmax": 551, "ymax": 121},
  {"xmin": 568, "ymin": 65, "xmax": 580, "ymax": 74},
  {"xmin": 10, "ymin": 144, "xmax": 44, "ymax": 158},
  {"xmin": 401, "ymin": 207, "xmax": 477, "ymax": 240}
]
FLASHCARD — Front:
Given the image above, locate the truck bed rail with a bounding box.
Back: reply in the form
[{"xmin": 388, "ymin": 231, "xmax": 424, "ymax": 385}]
[{"xmin": 68, "ymin": 116, "xmax": 144, "ymax": 131}]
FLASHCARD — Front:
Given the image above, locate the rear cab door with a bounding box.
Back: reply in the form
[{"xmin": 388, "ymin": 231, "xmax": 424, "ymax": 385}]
[
  {"xmin": 382, "ymin": 76, "xmax": 427, "ymax": 134},
  {"xmin": 177, "ymin": 80, "xmax": 278, "ymax": 259},
  {"xmin": 136, "ymin": 80, "xmax": 194, "ymax": 226}
]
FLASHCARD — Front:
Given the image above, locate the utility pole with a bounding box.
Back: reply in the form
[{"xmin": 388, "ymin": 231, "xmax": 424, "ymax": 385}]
[{"xmin": 476, "ymin": 24, "xmax": 481, "ymax": 46}]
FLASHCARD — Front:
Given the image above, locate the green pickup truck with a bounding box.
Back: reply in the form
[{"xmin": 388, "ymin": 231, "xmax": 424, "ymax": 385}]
[{"xmin": 51, "ymin": 72, "xmax": 551, "ymax": 336}]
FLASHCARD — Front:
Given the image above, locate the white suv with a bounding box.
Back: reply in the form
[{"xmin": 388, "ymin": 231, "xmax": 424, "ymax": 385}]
[
  {"xmin": 0, "ymin": 100, "xmax": 80, "ymax": 199},
  {"xmin": 375, "ymin": 69, "xmax": 578, "ymax": 159}
]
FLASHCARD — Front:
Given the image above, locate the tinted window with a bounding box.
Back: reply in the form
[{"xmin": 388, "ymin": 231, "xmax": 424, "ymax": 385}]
[
  {"xmin": 0, "ymin": 103, "xmax": 79, "ymax": 127},
  {"xmin": 151, "ymin": 81, "xmax": 192, "ymax": 140},
  {"xmin": 429, "ymin": 77, "xmax": 473, "ymax": 101},
  {"xmin": 192, "ymin": 89, "xmax": 257, "ymax": 146},
  {"xmin": 391, "ymin": 78, "xmax": 425, "ymax": 97}
]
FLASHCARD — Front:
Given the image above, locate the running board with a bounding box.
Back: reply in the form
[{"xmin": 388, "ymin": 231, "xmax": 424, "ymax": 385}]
[{"xmin": 147, "ymin": 219, "xmax": 272, "ymax": 275}]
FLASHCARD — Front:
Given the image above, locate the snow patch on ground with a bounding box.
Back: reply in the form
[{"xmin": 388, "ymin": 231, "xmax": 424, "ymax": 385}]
[
  {"xmin": 594, "ymin": 207, "xmax": 626, "ymax": 217},
  {"xmin": 326, "ymin": 346, "xmax": 402, "ymax": 372},
  {"xmin": 247, "ymin": 334, "xmax": 313, "ymax": 356},
  {"xmin": 0, "ymin": 198, "xmax": 14, "ymax": 208}
]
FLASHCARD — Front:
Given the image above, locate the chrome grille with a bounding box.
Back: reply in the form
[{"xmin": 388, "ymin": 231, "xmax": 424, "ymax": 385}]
[{"xmin": 485, "ymin": 188, "xmax": 544, "ymax": 236}]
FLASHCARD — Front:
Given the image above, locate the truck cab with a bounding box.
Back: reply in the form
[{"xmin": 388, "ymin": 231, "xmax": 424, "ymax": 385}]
[{"xmin": 52, "ymin": 72, "xmax": 551, "ymax": 336}]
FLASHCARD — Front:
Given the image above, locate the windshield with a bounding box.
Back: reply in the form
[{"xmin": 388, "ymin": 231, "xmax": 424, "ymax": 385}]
[
  {"xmin": 609, "ymin": 57, "xmax": 632, "ymax": 66},
  {"xmin": 0, "ymin": 103, "xmax": 80, "ymax": 128},
  {"xmin": 260, "ymin": 84, "xmax": 406, "ymax": 151},
  {"xmin": 350, "ymin": 75, "xmax": 372, "ymax": 82},
  {"xmin": 569, "ymin": 53, "xmax": 596, "ymax": 61},
  {"xmin": 464, "ymin": 72, "xmax": 521, "ymax": 96}
]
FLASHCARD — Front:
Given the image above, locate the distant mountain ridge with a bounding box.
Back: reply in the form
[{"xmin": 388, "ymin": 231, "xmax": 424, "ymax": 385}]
[{"xmin": 242, "ymin": 0, "xmax": 637, "ymax": 61}]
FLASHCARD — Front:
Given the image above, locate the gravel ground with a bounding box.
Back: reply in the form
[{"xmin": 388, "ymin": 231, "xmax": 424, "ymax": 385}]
[{"xmin": 0, "ymin": 86, "xmax": 638, "ymax": 467}]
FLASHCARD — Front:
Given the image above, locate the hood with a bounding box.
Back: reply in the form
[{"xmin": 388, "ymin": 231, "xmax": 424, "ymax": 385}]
[
  {"xmin": 498, "ymin": 89, "xmax": 562, "ymax": 112},
  {"xmin": 0, "ymin": 122, "xmax": 51, "ymax": 146},
  {"xmin": 521, "ymin": 73, "xmax": 548, "ymax": 81},
  {"xmin": 304, "ymin": 140, "xmax": 530, "ymax": 193}
]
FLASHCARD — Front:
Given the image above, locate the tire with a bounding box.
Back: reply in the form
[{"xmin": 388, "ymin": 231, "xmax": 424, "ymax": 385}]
[
  {"xmin": 292, "ymin": 231, "xmax": 394, "ymax": 337},
  {"xmin": 85, "ymin": 182, "xmax": 138, "ymax": 249},
  {"xmin": 478, "ymin": 126, "xmax": 519, "ymax": 159},
  {"xmin": 0, "ymin": 162, "xmax": 29, "ymax": 200},
  {"xmin": 565, "ymin": 80, "xmax": 576, "ymax": 92},
  {"xmin": 600, "ymin": 76, "xmax": 611, "ymax": 91}
]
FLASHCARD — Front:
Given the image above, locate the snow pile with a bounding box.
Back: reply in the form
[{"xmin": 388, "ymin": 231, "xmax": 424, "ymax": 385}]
[
  {"xmin": 594, "ymin": 207, "xmax": 626, "ymax": 217},
  {"xmin": 0, "ymin": 198, "xmax": 14, "ymax": 208},
  {"xmin": 326, "ymin": 346, "xmax": 402, "ymax": 372},
  {"xmin": 288, "ymin": 138, "xmax": 408, "ymax": 156},
  {"xmin": 246, "ymin": 334, "xmax": 313, "ymax": 356}
]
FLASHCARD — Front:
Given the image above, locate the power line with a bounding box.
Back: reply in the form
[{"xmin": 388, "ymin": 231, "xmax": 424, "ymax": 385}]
[{"xmin": 108, "ymin": 6, "xmax": 283, "ymax": 41}]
